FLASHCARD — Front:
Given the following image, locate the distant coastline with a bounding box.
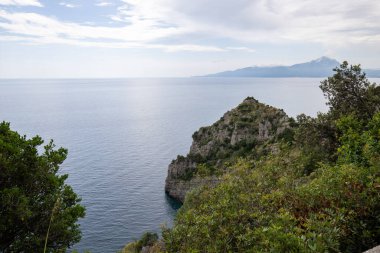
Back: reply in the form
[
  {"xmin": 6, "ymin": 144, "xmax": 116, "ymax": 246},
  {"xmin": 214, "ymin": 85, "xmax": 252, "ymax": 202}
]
[{"xmin": 201, "ymin": 57, "xmax": 380, "ymax": 78}]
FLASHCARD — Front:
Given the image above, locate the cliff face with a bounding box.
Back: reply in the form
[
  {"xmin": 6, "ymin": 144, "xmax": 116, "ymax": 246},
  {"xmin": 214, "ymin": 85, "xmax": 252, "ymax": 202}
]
[{"xmin": 165, "ymin": 97, "xmax": 293, "ymax": 203}]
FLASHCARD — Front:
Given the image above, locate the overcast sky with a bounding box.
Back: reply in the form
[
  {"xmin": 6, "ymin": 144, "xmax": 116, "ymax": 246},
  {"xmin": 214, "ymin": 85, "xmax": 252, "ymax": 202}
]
[{"xmin": 0, "ymin": 0, "xmax": 379, "ymax": 78}]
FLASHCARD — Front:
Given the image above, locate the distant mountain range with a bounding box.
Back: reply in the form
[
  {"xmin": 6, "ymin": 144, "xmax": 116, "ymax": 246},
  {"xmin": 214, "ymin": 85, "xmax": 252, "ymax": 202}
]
[{"xmin": 203, "ymin": 57, "xmax": 380, "ymax": 78}]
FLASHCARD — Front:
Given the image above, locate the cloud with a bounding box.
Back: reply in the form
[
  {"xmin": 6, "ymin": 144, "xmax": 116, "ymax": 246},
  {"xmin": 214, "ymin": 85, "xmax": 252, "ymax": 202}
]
[
  {"xmin": 0, "ymin": 10, "xmax": 180, "ymax": 43},
  {"xmin": 0, "ymin": 10, "xmax": 231, "ymax": 52},
  {"xmin": 110, "ymin": 0, "xmax": 380, "ymax": 46},
  {"xmin": 226, "ymin": 47, "xmax": 256, "ymax": 53},
  {"xmin": 95, "ymin": 1, "xmax": 113, "ymax": 7},
  {"xmin": 59, "ymin": 2, "xmax": 79, "ymax": 8},
  {"xmin": 0, "ymin": 0, "xmax": 42, "ymax": 7},
  {"xmin": 0, "ymin": 0, "xmax": 379, "ymax": 53},
  {"xmin": 0, "ymin": 34, "xmax": 228, "ymax": 52}
]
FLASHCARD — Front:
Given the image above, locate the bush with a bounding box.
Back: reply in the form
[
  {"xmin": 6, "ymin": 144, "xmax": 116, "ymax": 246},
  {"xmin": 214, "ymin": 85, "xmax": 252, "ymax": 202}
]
[
  {"xmin": 137, "ymin": 232, "xmax": 159, "ymax": 250},
  {"xmin": 122, "ymin": 232, "xmax": 159, "ymax": 253}
]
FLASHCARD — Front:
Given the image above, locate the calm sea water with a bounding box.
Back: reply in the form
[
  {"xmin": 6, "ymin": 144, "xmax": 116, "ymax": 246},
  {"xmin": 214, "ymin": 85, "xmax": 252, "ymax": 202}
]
[{"xmin": 3, "ymin": 77, "xmax": 376, "ymax": 252}]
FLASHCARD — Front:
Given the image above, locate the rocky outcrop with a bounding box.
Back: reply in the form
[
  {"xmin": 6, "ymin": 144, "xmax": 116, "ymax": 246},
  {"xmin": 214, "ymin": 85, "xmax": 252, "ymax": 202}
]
[
  {"xmin": 165, "ymin": 97, "xmax": 293, "ymax": 203},
  {"xmin": 364, "ymin": 246, "xmax": 380, "ymax": 253},
  {"xmin": 165, "ymin": 176, "xmax": 219, "ymax": 203}
]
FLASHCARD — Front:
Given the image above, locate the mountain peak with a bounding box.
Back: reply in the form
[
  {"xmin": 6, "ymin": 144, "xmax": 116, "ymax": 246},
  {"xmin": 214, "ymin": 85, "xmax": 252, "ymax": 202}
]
[{"xmin": 311, "ymin": 56, "xmax": 339, "ymax": 64}]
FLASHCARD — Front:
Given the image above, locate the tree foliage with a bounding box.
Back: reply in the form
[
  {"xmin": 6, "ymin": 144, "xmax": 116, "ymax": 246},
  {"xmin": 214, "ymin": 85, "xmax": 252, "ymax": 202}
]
[
  {"xmin": 0, "ymin": 122, "xmax": 85, "ymax": 252},
  {"xmin": 294, "ymin": 113, "xmax": 338, "ymax": 174},
  {"xmin": 320, "ymin": 61, "xmax": 380, "ymax": 120}
]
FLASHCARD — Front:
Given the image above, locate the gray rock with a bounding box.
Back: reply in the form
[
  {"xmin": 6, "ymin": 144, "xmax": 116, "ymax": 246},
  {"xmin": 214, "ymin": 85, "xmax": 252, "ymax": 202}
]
[
  {"xmin": 165, "ymin": 97, "xmax": 292, "ymax": 202},
  {"xmin": 165, "ymin": 176, "xmax": 219, "ymax": 203},
  {"xmin": 364, "ymin": 246, "xmax": 380, "ymax": 253},
  {"xmin": 258, "ymin": 120, "xmax": 272, "ymax": 141},
  {"xmin": 166, "ymin": 157, "xmax": 196, "ymax": 180}
]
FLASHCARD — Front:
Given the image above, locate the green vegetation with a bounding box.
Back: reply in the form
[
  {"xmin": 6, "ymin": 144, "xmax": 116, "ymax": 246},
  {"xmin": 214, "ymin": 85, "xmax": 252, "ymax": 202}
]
[
  {"xmin": 121, "ymin": 232, "xmax": 162, "ymax": 253},
  {"xmin": 320, "ymin": 61, "xmax": 380, "ymax": 121},
  {"xmin": 196, "ymin": 163, "xmax": 216, "ymax": 177},
  {"xmin": 161, "ymin": 61, "xmax": 380, "ymax": 252},
  {"xmin": 0, "ymin": 123, "xmax": 85, "ymax": 252}
]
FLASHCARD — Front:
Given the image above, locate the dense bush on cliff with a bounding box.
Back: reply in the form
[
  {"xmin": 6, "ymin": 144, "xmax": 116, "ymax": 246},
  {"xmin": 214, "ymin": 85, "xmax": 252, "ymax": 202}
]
[
  {"xmin": 161, "ymin": 62, "xmax": 380, "ymax": 252},
  {"xmin": 0, "ymin": 122, "xmax": 85, "ymax": 252}
]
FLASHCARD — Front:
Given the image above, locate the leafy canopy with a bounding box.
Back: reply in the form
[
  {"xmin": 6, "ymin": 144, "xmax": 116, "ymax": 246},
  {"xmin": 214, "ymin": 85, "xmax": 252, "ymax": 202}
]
[
  {"xmin": 0, "ymin": 122, "xmax": 85, "ymax": 252},
  {"xmin": 320, "ymin": 61, "xmax": 380, "ymax": 120}
]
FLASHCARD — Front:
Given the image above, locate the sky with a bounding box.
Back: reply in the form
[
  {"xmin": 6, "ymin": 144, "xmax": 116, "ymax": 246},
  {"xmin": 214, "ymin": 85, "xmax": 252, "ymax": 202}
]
[{"xmin": 0, "ymin": 0, "xmax": 379, "ymax": 78}]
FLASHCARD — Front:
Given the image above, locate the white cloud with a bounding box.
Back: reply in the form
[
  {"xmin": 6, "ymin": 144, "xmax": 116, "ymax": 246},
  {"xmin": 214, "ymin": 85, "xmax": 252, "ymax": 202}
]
[
  {"xmin": 109, "ymin": 0, "xmax": 380, "ymax": 46},
  {"xmin": 0, "ymin": 34, "xmax": 227, "ymax": 52},
  {"xmin": 95, "ymin": 1, "xmax": 113, "ymax": 7},
  {"xmin": 59, "ymin": 2, "xmax": 79, "ymax": 8},
  {"xmin": 0, "ymin": 0, "xmax": 379, "ymax": 53},
  {"xmin": 0, "ymin": 10, "xmax": 229, "ymax": 52},
  {"xmin": 226, "ymin": 47, "xmax": 256, "ymax": 53},
  {"xmin": 0, "ymin": 10, "xmax": 180, "ymax": 43},
  {"xmin": 0, "ymin": 0, "xmax": 42, "ymax": 7}
]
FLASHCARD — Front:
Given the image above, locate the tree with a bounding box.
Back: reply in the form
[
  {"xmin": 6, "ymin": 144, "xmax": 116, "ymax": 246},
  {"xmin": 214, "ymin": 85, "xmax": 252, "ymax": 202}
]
[
  {"xmin": 295, "ymin": 113, "xmax": 338, "ymax": 174},
  {"xmin": 0, "ymin": 122, "xmax": 85, "ymax": 252},
  {"xmin": 320, "ymin": 61, "xmax": 380, "ymax": 121}
]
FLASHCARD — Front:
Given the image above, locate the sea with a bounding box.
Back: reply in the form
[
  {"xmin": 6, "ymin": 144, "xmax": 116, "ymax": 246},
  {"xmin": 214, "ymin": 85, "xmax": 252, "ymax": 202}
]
[{"xmin": 2, "ymin": 77, "xmax": 377, "ymax": 252}]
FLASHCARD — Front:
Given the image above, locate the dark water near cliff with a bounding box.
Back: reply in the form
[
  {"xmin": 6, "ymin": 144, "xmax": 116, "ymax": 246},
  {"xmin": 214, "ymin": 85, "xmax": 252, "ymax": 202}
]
[{"xmin": 2, "ymin": 77, "xmax": 373, "ymax": 252}]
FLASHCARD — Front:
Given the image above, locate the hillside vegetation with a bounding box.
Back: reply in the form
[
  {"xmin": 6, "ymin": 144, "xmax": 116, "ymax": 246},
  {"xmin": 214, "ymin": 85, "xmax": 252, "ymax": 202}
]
[{"xmin": 127, "ymin": 61, "xmax": 380, "ymax": 253}]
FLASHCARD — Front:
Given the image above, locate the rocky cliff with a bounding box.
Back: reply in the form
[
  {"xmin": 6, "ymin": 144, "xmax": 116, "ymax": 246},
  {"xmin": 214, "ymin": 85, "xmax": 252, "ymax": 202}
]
[{"xmin": 165, "ymin": 97, "xmax": 294, "ymax": 202}]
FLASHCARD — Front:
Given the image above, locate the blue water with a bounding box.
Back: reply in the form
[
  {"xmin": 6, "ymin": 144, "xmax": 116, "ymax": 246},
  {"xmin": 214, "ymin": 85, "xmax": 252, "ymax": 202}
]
[{"xmin": 0, "ymin": 77, "xmax": 360, "ymax": 252}]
